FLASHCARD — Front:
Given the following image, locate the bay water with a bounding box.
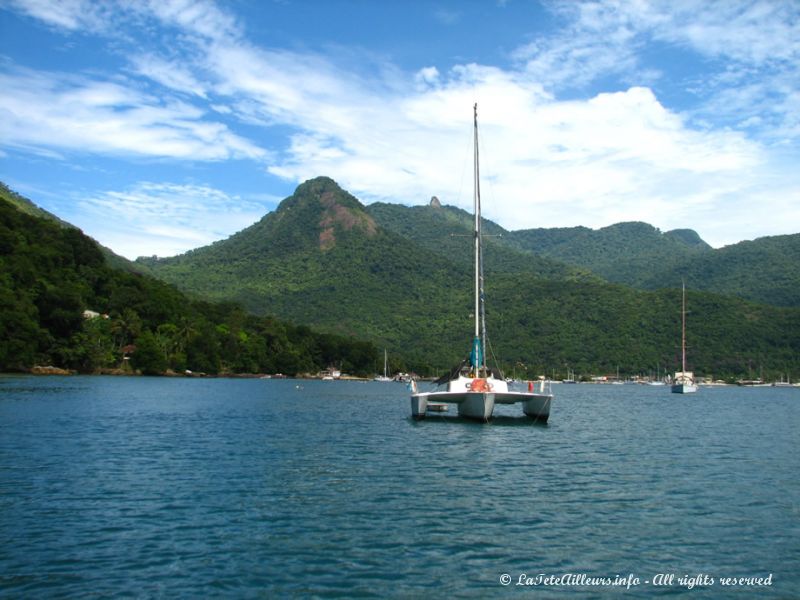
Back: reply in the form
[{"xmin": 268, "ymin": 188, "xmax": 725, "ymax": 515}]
[{"xmin": 1, "ymin": 376, "xmax": 797, "ymax": 598}]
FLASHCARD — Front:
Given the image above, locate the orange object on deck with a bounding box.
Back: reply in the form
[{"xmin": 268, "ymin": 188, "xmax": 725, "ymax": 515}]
[{"xmin": 470, "ymin": 378, "xmax": 491, "ymax": 392}]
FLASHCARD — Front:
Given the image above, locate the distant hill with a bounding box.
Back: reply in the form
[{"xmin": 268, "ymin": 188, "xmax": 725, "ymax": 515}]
[
  {"xmin": 139, "ymin": 177, "xmax": 800, "ymax": 379},
  {"xmin": 366, "ymin": 201, "xmax": 596, "ymax": 281},
  {"xmin": 505, "ymin": 221, "xmax": 800, "ymax": 307},
  {"xmin": 368, "ymin": 202, "xmax": 800, "ymax": 307},
  {"xmin": 639, "ymin": 234, "xmax": 800, "ymax": 307},
  {"xmin": 506, "ymin": 221, "xmax": 710, "ymax": 286}
]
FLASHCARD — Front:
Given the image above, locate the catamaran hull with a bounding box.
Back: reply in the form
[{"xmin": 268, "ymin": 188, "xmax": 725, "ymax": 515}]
[
  {"xmin": 521, "ymin": 395, "xmax": 551, "ymax": 422},
  {"xmin": 410, "ymin": 389, "xmax": 551, "ymax": 422},
  {"xmin": 410, "ymin": 394, "xmax": 428, "ymax": 419},
  {"xmin": 492, "ymin": 391, "xmax": 551, "ymax": 422},
  {"xmin": 457, "ymin": 392, "xmax": 495, "ymax": 421},
  {"xmin": 411, "ymin": 392, "xmax": 494, "ymax": 421}
]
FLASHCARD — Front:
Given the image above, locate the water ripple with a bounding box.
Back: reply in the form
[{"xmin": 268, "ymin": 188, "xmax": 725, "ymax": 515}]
[{"xmin": 0, "ymin": 377, "xmax": 797, "ymax": 597}]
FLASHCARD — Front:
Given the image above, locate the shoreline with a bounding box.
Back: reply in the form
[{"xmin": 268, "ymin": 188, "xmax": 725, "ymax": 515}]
[{"xmin": 8, "ymin": 366, "xmax": 377, "ymax": 381}]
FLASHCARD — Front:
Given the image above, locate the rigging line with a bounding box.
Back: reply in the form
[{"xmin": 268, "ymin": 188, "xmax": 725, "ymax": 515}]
[
  {"xmin": 485, "ymin": 335, "xmax": 505, "ymax": 381},
  {"xmin": 456, "ymin": 116, "xmax": 475, "ymax": 211},
  {"xmin": 475, "ymin": 113, "xmax": 500, "ymax": 231}
]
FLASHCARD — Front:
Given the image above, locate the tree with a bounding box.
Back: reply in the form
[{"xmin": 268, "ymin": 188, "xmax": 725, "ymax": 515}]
[{"xmin": 131, "ymin": 330, "xmax": 167, "ymax": 375}]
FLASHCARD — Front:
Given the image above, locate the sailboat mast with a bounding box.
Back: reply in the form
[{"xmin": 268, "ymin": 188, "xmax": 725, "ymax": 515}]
[
  {"xmin": 473, "ymin": 103, "xmax": 487, "ymax": 374},
  {"xmin": 473, "ymin": 104, "xmax": 480, "ymax": 344},
  {"xmin": 681, "ymin": 281, "xmax": 687, "ymax": 373}
]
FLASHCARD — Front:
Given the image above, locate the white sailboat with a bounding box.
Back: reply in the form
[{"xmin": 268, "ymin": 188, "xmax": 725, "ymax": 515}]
[
  {"xmin": 647, "ymin": 363, "xmax": 665, "ymax": 385},
  {"xmin": 374, "ymin": 349, "xmax": 392, "ymax": 382},
  {"xmin": 671, "ymin": 281, "xmax": 697, "ymax": 394},
  {"xmin": 410, "ymin": 104, "xmax": 553, "ymax": 422}
]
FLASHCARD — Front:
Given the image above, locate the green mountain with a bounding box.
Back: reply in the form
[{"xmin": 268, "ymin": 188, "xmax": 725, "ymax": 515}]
[
  {"xmin": 0, "ymin": 190, "xmax": 378, "ymax": 376},
  {"xmin": 507, "ymin": 221, "xmax": 711, "ymax": 285},
  {"xmin": 139, "ymin": 177, "xmax": 800, "ymax": 380},
  {"xmin": 641, "ymin": 234, "xmax": 800, "ymax": 307},
  {"xmin": 366, "ymin": 201, "xmax": 596, "ymax": 281},
  {"xmin": 368, "ymin": 201, "xmax": 800, "ymax": 307},
  {"xmin": 136, "ymin": 177, "xmax": 473, "ymax": 366},
  {"xmin": 506, "ymin": 221, "xmax": 800, "ymax": 307}
]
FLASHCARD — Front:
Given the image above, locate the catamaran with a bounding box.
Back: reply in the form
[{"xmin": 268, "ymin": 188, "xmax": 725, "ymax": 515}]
[
  {"xmin": 671, "ymin": 281, "xmax": 697, "ymax": 394},
  {"xmin": 410, "ymin": 104, "xmax": 553, "ymax": 422}
]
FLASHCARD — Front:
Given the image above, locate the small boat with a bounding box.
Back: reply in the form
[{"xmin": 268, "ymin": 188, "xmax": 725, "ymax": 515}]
[
  {"xmin": 374, "ymin": 349, "xmax": 392, "ymax": 382},
  {"xmin": 671, "ymin": 281, "xmax": 697, "ymax": 394},
  {"xmin": 771, "ymin": 374, "xmax": 792, "ymax": 387},
  {"xmin": 647, "ymin": 363, "xmax": 666, "ymax": 385},
  {"xmin": 410, "ymin": 104, "xmax": 553, "ymax": 422},
  {"xmin": 737, "ymin": 379, "xmax": 770, "ymax": 387}
]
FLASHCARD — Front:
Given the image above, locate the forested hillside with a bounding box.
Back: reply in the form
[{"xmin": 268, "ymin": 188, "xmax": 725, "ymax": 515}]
[
  {"xmin": 139, "ymin": 177, "xmax": 800, "ymax": 381},
  {"xmin": 0, "ymin": 195, "xmax": 377, "ymax": 376},
  {"xmin": 507, "ymin": 222, "xmax": 711, "ymax": 285},
  {"xmin": 507, "ymin": 221, "xmax": 800, "ymax": 306},
  {"xmin": 368, "ymin": 201, "xmax": 800, "ymax": 307},
  {"xmin": 366, "ymin": 201, "xmax": 595, "ymax": 281},
  {"xmin": 638, "ymin": 234, "xmax": 800, "ymax": 307}
]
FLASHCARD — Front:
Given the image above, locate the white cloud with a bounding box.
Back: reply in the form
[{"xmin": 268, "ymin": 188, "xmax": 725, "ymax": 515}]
[
  {"xmin": 73, "ymin": 182, "xmax": 276, "ymax": 258},
  {"xmin": 0, "ymin": 66, "xmax": 266, "ymax": 161},
  {"xmin": 7, "ymin": 0, "xmax": 239, "ymax": 40},
  {"xmin": 143, "ymin": 0, "xmax": 241, "ymax": 43},
  {"xmin": 512, "ymin": 0, "xmax": 645, "ymax": 91},
  {"xmin": 415, "ymin": 66, "xmax": 440, "ymax": 89},
  {"xmin": 2, "ymin": 0, "xmax": 798, "ymax": 253},
  {"xmin": 647, "ymin": 0, "xmax": 799, "ymax": 65},
  {"xmin": 255, "ymin": 66, "xmax": 766, "ymax": 245},
  {"xmin": 512, "ymin": 1, "xmax": 800, "ymax": 143},
  {"xmin": 130, "ymin": 54, "xmax": 209, "ymax": 98},
  {"xmin": 6, "ymin": 0, "xmax": 114, "ymax": 31}
]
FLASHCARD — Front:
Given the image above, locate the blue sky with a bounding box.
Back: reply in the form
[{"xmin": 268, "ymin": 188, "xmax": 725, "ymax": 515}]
[{"xmin": 1, "ymin": 0, "xmax": 798, "ymax": 259}]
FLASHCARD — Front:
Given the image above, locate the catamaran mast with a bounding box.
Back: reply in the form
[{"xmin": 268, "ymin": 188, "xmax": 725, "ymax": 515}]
[{"xmin": 473, "ymin": 103, "xmax": 487, "ymax": 375}]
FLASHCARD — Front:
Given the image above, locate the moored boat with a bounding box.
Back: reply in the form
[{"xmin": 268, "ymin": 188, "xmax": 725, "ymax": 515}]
[
  {"xmin": 410, "ymin": 104, "xmax": 553, "ymax": 422},
  {"xmin": 671, "ymin": 281, "xmax": 697, "ymax": 394},
  {"xmin": 374, "ymin": 349, "xmax": 392, "ymax": 382}
]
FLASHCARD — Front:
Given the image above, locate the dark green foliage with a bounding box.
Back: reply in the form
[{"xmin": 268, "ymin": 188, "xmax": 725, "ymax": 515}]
[
  {"xmin": 0, "ymin": 272, "xmax": 43, "ymax": 370},
  {"xmin": 367, "ymin": 201, "xmax": 596, "ymax": 281},
  {"xmin": 138, "ymin": 177, "xmax": 800, "ymax": 381},
  {"xmin": 645, "ymin": 235, "xmax": 800, "ymax": 307},
  {"xmin": 508, "ymin": 221, "xmax": 800, "ymax": 307},
  {"xmin": 0, "ymin": 193, "xmax": 378, "ymax": 376},
  {"xmin": 130, "ymin": 330, "xmax": 167, "ymax": 375},
  {"xmin": 508, "ymin": 222, "xmax": 712, "ymax": 288},
  {"xmin": 486, "ymin": 277, "xmax": 799, "ymax": 381}
]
